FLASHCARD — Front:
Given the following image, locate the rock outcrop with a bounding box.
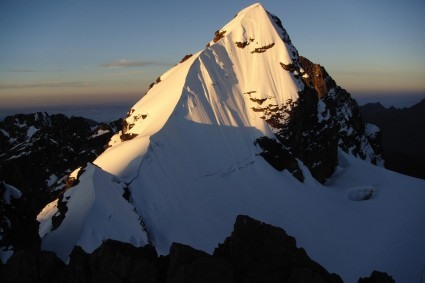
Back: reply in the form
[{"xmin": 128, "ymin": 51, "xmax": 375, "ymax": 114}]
[
  {"xmin": 299, "ymin": 56, "xmax": 384, "ymax": 166},
  {"xmin": 256, "ymin": 53, "xmax": 385, "ymax": 183},
  {"xmin": 214, "ymin": 215, "xmax": 343, "ymax": 283}
]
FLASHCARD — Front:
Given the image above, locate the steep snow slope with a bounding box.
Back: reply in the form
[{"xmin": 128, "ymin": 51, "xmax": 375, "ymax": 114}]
[
  {"xmin": 38, "ymin": 3, "xmax": 425, "ymax": 282},
  {"xmin": 37, "ymin": 164, "xmax": 148, "ymax": 261}
]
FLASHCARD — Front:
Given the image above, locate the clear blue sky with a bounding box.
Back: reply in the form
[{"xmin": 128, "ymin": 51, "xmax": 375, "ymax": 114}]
[{"xmin": 1, "ymin": 0, "xmax": 424, "ymax": 108}]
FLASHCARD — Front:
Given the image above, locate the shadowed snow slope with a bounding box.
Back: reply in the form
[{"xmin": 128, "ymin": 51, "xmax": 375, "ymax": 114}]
[
  {"xmin": 37, "ymin": 163, "xmax": 148, "ymax": 262},
  {"xmin": 38, "ymin": 3, "xmax": 425, "ymax": 282}
]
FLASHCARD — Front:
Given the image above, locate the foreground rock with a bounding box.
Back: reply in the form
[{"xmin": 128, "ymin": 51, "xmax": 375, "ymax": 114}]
[
  {"xmin": 358, "ymin": 270, "xmax": 395, "ymax": 283},
  {"xmin": 1, "ymin": 215, "xmax": 392, "ymax": 282},
  {"xmin": 214, "ymin": 215, "xmax": 343, "ymax": 283}
]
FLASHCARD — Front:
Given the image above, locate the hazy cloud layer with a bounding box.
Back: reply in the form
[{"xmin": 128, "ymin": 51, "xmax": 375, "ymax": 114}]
[
  {"xmin": 100, "ymin": 59, "xmax": 173, "ymax": 68},
  {"xmin": 0, "ymin": 81, "xmax": 90, "ymax": 89},
  {"xmin": 8, "ymin": 69, "xmax": 39, "ymax": 73},
  {"xmin": 7, "ymin": 68, "xmax": 64, "ymax": 73}
]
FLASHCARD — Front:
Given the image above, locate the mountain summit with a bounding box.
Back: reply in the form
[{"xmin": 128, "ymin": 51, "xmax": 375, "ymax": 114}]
[
  {"xmin": 101, "ymin": 3, "xmax": 383, "ymax": 183},
  {"xmin": 36, "ymin": 4, "xmax": 425, "ymax": 282}
]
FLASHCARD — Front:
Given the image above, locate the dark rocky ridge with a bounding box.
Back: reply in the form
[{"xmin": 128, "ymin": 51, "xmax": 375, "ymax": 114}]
[
  {"xmin": 299, "ymin": 56, "xmax": 384, "ymax": 166},
  {"xmin": 251, "ymin": 12, "xmax": 383, "ymax": 184},
  {"xmin": 359, "ymin": 98, "xmax": 425, "ymax": 179},
  {"xmin": 0, "ymin": 113, "xmax": 121, "ymax": 258},
  {"xmin": 0, "ymin": 112, "xmax": 122, "ymax": 194},
  {"xmin": 0, "ymin": 215, "xmax": 394, "ymax": 282}
]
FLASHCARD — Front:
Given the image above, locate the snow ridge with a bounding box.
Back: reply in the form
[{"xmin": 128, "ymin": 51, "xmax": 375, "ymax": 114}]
[{"xmin": 37, "ymin": 164, "xmax": 148, "ymax": 262}]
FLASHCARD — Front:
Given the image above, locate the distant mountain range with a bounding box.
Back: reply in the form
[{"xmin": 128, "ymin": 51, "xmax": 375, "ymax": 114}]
[{"xmin": 359, "ymin": 98, "xmax": 425, "ymax": 179}]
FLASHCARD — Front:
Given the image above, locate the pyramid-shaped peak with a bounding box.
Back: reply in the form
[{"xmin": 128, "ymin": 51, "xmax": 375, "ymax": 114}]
[
  {"xmin": 235, "ymin": 2, "xmax": 265, "ymax": 15},
  {"xmin": 111, "ymin": 2, "xmax": 301, "ymax": 148},
  {"xmin": 220, "ymin": 3, "xmax": 274, "ymax": 32},
  {"xmin": 208, "ymin": 3, "xmax": 294, "ymax": 53}
]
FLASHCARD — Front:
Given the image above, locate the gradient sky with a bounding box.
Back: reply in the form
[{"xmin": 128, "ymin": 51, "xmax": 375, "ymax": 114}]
[{"xmin": 1, "ymin": 0, "xmax": 425, "ymax": 108}]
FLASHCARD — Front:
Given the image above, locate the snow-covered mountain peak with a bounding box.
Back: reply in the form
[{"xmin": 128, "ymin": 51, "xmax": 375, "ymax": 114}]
[
  {"xmin": 209, "ymin": 3, "xmax": 282, "ymax": 47},
  {"xmin": 98, "ymin": 2, "xmax": 308, "ymax": 181},
  {"xmin": 108, "ymin": 3, "xmax": 301, "ymax": 147},
  {"xmin": 212, "ymin": 2, "xmax": 299, "ymax": 63},
  {"xmin": 36, "ymin": 4, "xmax": 425, "ymax": 282}
]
